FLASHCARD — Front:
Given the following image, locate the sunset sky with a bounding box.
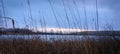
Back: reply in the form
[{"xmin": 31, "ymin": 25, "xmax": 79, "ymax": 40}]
[{"xmin": 0, "ymin": 0, "xmax": 120, "ymax": 30}]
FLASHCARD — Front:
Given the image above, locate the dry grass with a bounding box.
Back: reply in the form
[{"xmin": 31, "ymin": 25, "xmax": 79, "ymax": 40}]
[{"xmin": 0, "ymin": 36, "xmax": 119, "ymax": 54}]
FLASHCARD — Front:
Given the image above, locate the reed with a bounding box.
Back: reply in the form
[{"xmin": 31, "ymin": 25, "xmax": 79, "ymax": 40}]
[
  {"xmin": 48, "ymin": 0, "xmax": 61, "ymax": 28},
  {"xmin": 0, "ymin": 0, "xmax": 7, "ymax": 28},
  {"xmin": 0, "ymin": 0, "xmax": 119, "ymax": 54},
  {"xmin": 0, "ymin": 36, "xmax": 119, "ymax": 54},
  {"xmin": 61, "ymin": 0, "xmax": 71, "ymax": 29}
]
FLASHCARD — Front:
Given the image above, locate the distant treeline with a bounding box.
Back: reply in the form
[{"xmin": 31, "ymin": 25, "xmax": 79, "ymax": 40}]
[{"xmin": 0, "ymin": 28, "xmax": 120, "ymax": 36}]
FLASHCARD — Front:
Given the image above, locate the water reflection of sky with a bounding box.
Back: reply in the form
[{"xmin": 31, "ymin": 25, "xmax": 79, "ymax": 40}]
[
  {"xmin": 0, "ymin": 35, "xmax": 83, "ymax": 41},
  {"xmin": 0, "ymin": 0, "xmax": 120, "ymax": 30},
  {"xmin": 0, "ymin": 35, "xmax": 119, "ymax": 41}
]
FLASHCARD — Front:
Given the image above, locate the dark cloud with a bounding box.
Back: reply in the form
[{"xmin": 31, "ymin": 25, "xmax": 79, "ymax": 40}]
[{"xmin": 99, "ymin": 0, "xmax": 120, "ymax": 14}]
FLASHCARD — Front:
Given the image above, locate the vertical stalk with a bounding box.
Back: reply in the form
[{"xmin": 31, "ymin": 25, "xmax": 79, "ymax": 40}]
[
  {"xmin": 68, "ymin": 6, "xmax": 78, "ymax": 31},
  {"xmin": 42, "ymin": 13, "xmax": 48, "ymax": 39},
  {"xmin": 48, "ymin": 0, "xmax": 61, "ymax": 30},
  {"xmin": 0, "ymin": 9, "xmax": 3, "ymax": 27},
  {"xmin": 82, "ymin": 0, "xmax": 88, "ymax": 30},
  {"xmin": 42, "ymin": 13, "xmax": 46, "ymax": 33},
  {"xmin": 39, "ymin": 11, "xmax": 44, "ymax": 32},
  {"xmin": 95, "ymin": 0, "xmax": 99, "ymax": 30},
  {"xmin": 61, "ymin": 0, "xmax": 70, "ymax": 29},
  {"xmin": 23, "ymin": 14, "xmax": 27, "ymax": 27},
  {"xmin": 27, "ymin": 0, "xmax": 34, "ymax": 29},
  {"xmin": 73, "ymin": 0, "xmax": 82, "ymax": 29},
  {"xmin": 1, "ymin": 0, "xmax": 7, "ymax": 28}
]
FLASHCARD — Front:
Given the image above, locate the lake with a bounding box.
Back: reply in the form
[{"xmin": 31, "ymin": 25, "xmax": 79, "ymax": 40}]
[{"xmin": 0, "ymin": 35, "xmax": 118, "ymax": 41}]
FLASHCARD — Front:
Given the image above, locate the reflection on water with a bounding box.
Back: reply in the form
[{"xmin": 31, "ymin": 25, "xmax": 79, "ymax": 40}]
[
  {"xmin": 0, "ymin": 35, "xmax": 119, "ymax": 41},
  {"xmin": 0, "ymin": 35, "xmax": 83, "ymax": 40}
]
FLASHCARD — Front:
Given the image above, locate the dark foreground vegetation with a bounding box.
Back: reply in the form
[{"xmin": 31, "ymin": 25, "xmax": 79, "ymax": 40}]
[{"xmin": 0, "ymin": 36, "xmax": 120, "ymax": 54}]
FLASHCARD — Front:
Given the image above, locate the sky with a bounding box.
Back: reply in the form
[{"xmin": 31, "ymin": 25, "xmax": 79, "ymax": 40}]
[{"xmin": 0, "ymin": 0, "xmax": 120, "ymax": 30}]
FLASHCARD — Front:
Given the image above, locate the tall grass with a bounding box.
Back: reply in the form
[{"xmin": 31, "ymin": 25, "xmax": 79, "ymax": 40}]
[
  {"xmin": 82, "ymin": 0, "xmax": 88, "ymax": 30},
  {"xmin": 0, "ymin": 0, "xmax": 119, "ymax": 54},
  {"xmin": 73, "ymin": 0, "xmax": 82, "ymax": 29},
  {"xmin": 0, "ymin": 0, "xmax": 7, "ymax": 28},
  {"xmin": 0, "ymin": 36, "xmax": 119, "ymax": 54},
  {"xmin": 61, "ymin": 0, "xmax": 71, "ymax": 29},
  {"xmin": 48, "ymin": 0, "xmax": 61, "ymax": 28},
  {"xmin": 95, "ymin": 0, "xmax": 99, "ymax": 30},
  {"xmin": 27, "ymin": 0, "xmax": 35, "ymax": 29}
]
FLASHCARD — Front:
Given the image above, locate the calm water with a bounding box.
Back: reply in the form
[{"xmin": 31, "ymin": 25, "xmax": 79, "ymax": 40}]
[
  {"xmin": 0, "ymin": 35, "xmax": 119, "ymax": 41},
  {"xmin": 0, "ymin": 35, "xmax": 83, "ymax": 40}
]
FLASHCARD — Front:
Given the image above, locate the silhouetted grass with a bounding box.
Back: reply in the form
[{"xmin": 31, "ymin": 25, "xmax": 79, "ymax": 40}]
[{"xmin": 0, "ymin": 36, "xmax": 119, "ymax": 54}]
